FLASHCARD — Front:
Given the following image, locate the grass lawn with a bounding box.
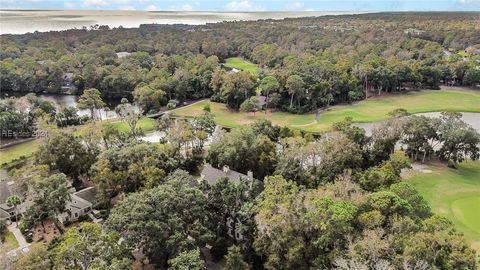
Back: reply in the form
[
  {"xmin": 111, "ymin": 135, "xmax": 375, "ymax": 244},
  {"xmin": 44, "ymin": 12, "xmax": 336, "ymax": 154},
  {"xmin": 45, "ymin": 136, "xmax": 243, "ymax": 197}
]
[
  {"xmin": 3, "ymin": 230, "xmax": 19, "ymax": 249},
  {"xmin": 224, "ymin": 57, "xmax": 258, "ymax": 74},
  {"xmin": 0, "ymin": 117, "xmax": 156, "ymax": 166},
  {"xmin": 0, "ymin": 140, "xmax": 40, "ymax": 165},
  {"xmin": 174, "ymin": 88, "xmax": 480, "ymax": 132},
  {"xmin": 107, "ymin": 117, "xmax": 156, "ymax": 133},
  {"xmin": 408, "ymin": 161, "xmax": 480, "ymax": 252}
]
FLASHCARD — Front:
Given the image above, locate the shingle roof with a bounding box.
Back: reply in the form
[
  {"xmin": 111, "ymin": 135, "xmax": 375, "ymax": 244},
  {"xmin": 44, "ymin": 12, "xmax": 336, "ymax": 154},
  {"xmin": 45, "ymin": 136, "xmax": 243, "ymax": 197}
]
[
  {"xmin": 68, "ymin": 194, "xmax": 92, "ymax": 210},
  {"xmin": 0, "ymin": 209, "xmax": 10, "ymax": 220},
  {"xmin": 0, "ymin": 181, "xmax": 12, "ymax": 205},
  {"xmin": 73, "ymin": 187, "xmax": 97, "ymax": 204},
  {"xmin": 200, "ymin": 164, "xmax": 251, "ymax": 185}
]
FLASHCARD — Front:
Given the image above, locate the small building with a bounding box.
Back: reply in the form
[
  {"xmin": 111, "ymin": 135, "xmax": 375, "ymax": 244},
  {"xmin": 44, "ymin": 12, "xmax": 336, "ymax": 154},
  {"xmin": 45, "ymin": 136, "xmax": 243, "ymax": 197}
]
[
  {"xmin": 0, "ymin": 180, "xmax": 31, "ymax": 223},
  {"xmin": 61, "ymin": 72, "xmax": 76, "ymax": 92},
  {"xmin": 0, "ymin": 181, "xmax": 15, "ymax": 222},
  {"xmin": 59, "ymin": 187, "xmax": 98, "ymax": 224},
  {"xmin": 116, "ymin": 51, "xmax": 131, "ymax": 58},
  {"xmin": 200, "ymin": 164, "xmax": 253, "ymax": 186},
  {"xmin": 404, "ymin": 28, "xmax": 425, "ymax": 35}
]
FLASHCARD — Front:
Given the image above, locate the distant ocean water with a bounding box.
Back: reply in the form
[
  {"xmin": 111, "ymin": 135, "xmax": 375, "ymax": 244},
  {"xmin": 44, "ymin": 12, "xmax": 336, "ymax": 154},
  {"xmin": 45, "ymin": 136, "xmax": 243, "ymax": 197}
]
[{"xmin": 0, "ymin": 10, "xmax": 360, "ymax": 35}]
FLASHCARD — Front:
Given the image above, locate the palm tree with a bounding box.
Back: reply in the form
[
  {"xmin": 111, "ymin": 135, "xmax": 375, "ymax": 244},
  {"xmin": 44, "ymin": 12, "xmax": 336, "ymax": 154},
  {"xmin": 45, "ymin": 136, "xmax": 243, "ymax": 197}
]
[{"xmin": 6, "ymin": 195, "xmax": 21, "ymax": 226}]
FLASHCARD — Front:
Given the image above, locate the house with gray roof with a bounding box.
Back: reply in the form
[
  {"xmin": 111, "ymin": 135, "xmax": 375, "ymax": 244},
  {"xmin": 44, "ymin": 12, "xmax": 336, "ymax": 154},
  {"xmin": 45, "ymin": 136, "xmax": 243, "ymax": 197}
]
[
  {"xmin": 199, "ymin": 165, "xmax": 259, "ymax": 242},
  {"xmin": 0, "ymin": 180, "xmax": 32, "ymax": 223},
  {"xmin": 61, "ymin": 72, "xmax": 76, "ymax": 92},
  {"xmin": 0, "ymin": 181, "xmax": 15, "ymax": 222},
  {"xmin": 200, "ymin": 164, "xmax": 253, "ymax": 186},
  {"xmin": 59, "ymin": 187, "xmax": 98, "ymax": 223}
]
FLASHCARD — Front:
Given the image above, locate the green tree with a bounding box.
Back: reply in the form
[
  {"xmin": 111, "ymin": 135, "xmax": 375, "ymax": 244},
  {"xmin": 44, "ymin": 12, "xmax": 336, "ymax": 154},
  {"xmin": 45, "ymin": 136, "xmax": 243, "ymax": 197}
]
[
  {"xmin": 390, "ymin": 182, "xmax": 431, "ymax": 219},
  {"xmin": 220, "ymin": 71, "xmax": 255, "ymax": 110},
  {"xmin": 51, "ymin": 223, "xmax": 131, "ymax": 270},
  {"xmin": 77, "ymin": 88, "xmax": 106, "ymax": 120},
  {"xmin": 225, "ymin": 245, "xmax": 249, "ymax": 270},
  {"xmin": 239, "ymin": 97, "xmax": 256, "ymax": 116},
  {"xmin": 402, "ymin": 115, "xmax": 440, "ymax": 162},
  {"xmin": 202, "ymin": 177, "xmax": 259, "ymax": 259},
  {"xmin": 462, "ymin": 68, "xmax": 480, "ymax": 86},
  {"xmin": 107, "ymin": 180, "xmax": 213, "ymax": 268},
  {"xmin": 24, "ymin": 173, "xmax": 70, "ymax": 233},
  {"xmin": 6, "ymin": 196, "xmax": 21, "ymax": 226},
  {"xmin": 91, "ymin": 143, "xmax": 178, "ymax": 203},
  {"xmin": 167, "ymin": 248, "xmax": 205, "ymax": 270},
  {"xmin": 13, "ymin": 244, "xmax": 52, "ymax": 270},
  {"xmin": 35, "ymin": 132, "xmax": 97, "ymax": 179},
  {"xmin": 404, "ymin": 216, "xmax": 477, "ymax": 270},
  {"xmin": 285, "ymin": 75, "xmax": 305, "ymax": 109},
  {"xmin": 115, "ymin": 98, "xmax": 142, "ymax": 137},
  {"xmin": 259, "ymin": 76, "xmax": 280, "ymax": 113},
  {"xmin": 207, "ymin": 125, "xmax": 277, "ymax": 179},
  {"xmin": 133, "ymin": 84, "xmax": 166, "ymax": 113},
  {"xmin": 436, "ymin": 112, "xmax": 480, "ymax": 167}
]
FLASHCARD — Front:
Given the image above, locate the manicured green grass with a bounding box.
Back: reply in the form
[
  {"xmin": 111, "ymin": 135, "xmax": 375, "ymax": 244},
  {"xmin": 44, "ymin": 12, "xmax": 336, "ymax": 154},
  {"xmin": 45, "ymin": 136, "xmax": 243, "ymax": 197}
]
[
  {"xmin": 107, "ymin": 118, "xmax": 156, "ymax": 133},
  {"xmin": 3, "ymin": 230, "xmax": 19, "ymax": 249},
  {"xmin": 408, "ymin": 161, "xmax": 480, "ymax": 252},
  {"xmin": 174, "ymin": 88, "xmax": 480, "ymax": 132},
  {"xmin": 224, "ymin": 57, "xmax": 258, "ymax": 74},
  {"xmin": 0, "ymin": 117, "xmax": 156, "ymax": 165},
  {"xmin": 0, "ymin": 140, "xmax": 39, "ymax": 165}
]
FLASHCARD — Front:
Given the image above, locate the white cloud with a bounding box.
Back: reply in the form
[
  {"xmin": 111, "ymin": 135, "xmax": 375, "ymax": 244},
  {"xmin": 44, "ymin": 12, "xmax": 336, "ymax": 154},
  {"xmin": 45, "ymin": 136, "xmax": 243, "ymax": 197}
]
[
  {"xmin": 64, "ymin": 2, "xmax": 77, "ymax": 8},
  {"xmin": 181, "ymin": 4, "xmax": 193, "ymax": 10},
  {"xmin": 115, "ymin": 0, "xmax": 130, "ymax": 4},
  {"xmin": 83, "ymin": 0, "xmax": 109, "ymax": 7},
  {"xmin": 285, "ymin": 2, "xmax": 304, "ymax": 10},
  {"xmin": 119, "ymin": 5, "xmax": 135, "ymax": 10},
  {"xmin": 146, "ymin": 4, "xmax": 158, "ymax": 10},
  {"xmin": 168, "ymin": 3, "xmax": 194, "ymax": 11},
  {"xmin": 224, "ymin": 0, "xmax": 264, "ymax": 11}
]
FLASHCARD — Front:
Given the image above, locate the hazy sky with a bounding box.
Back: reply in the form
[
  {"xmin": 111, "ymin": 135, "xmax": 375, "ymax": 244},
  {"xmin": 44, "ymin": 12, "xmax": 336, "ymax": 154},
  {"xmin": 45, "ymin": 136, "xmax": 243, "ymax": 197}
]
[{"xmin": 1, "ymin": 0, "xmax": 479, "ymax": 11}]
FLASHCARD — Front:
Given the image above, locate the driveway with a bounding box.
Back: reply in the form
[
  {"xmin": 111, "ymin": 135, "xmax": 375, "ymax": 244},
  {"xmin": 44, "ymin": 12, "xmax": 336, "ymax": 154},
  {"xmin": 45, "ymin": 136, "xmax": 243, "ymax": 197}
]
[{"xmin": 7, "ymin": 224, "xmax": 28, "ymax": 249}]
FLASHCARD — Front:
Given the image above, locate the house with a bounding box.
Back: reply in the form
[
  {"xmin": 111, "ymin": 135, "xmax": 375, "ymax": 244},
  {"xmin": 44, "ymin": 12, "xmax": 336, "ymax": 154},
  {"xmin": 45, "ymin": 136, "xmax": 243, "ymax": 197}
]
[
  {"xmin": 61, "ymin": 72, "xmax": 76, "ymax": 92},
  {"xmin": 59, "ymin": 187, "xmax": 98, "ymax": 223},
  {"xmin": 0, "ymin": 181, "xmax": 16, "ymax": 222},
  {"xmin": 404, "ymin": 28, "xmax": 425, "ymax": 35},
  {"xmin": 199, "ymin": 165, "xmax": 258, "ymax": 241},
  {"xmin": 200, "ymin": 164, "xmax": 253, "ymax": 186},
  {"xmin": 116, "ymin": 51, "xmax": 131, "ymax": 58},
  {"xmin": 0, "ymin": 181, "xmax": 31, "ymax": 223},
  {"xmin": 0, "ymin": 178, "xmax": 97, "ymax": 225},
  {"xmin": 255, "ymin": 95, "xmax": 267, "ymax": 110}
]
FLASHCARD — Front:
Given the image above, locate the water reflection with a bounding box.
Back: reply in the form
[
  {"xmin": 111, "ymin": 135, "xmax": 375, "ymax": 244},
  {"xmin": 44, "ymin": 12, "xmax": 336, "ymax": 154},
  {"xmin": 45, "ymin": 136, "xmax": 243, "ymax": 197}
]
[{"xmin": 1, "ymin": 92, "xmax": 126, "ymax": 120}]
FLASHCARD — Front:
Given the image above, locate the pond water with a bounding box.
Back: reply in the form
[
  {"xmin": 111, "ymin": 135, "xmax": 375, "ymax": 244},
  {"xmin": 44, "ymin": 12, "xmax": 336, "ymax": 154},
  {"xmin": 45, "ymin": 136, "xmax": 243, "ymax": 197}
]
[
  {"xmin": 1, "ymin": 92, "xmax": 125, "ymax": 120},
  {"xmin": 140, "ymin": 125, "xmax": 224, "ymax": 145},
  {"xmin": 354, "ymin": 112, "xmax": 480, "ymax": 136}
]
